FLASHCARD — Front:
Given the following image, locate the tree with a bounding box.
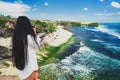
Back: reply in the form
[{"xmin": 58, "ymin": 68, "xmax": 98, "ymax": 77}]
[{"xmin": 46, "ymin": 23, "xmax": 56, "ymax": 33}]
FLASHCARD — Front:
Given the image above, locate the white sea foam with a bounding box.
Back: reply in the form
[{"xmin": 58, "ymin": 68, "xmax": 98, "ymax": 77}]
[
  {"xmin": 101, "ymin": 42, "xmax": 120, "ymax": 53},
  {"xmin": 80, "ymin": 41, "xmax": 85, "ymax": 46},
  {"xmin": 60, "ymin": 44, "xmax": 120, "ymax": 78},
  {"xmin": 73, "ymin": 65, "xmax": 89, "ymax": 73},
  {"xmin": 91, "ymin": 39, "xmax": 105, "ymax": 43},
  {"xmin": 61, "ymin": 56, "xmax": 72, "ymax": 64},
  {"xmin": 106, "ymin": 45, "xmax": 120, "ymax": 53},
  {"xmin": 85, "ymin": 25, "xmax": 120, "ymax": 39},
  {"xmin": 84, "ymin": 27, "xmax": 99, "ymax": 32},
  {"xmin": 78, "ymin": 46, "xmax": 94, "ymax": 54},
  {"xmin": 95, "ymin": 25, "xmax": 120, "ymax": 39}
]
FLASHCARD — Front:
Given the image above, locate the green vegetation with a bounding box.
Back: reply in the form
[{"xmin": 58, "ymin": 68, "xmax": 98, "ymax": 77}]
[
  {"xmin": 57, "ymin": 21, "xmax": 71, "ymax": 26},
  {"xmin": 31, "ymin": 20, "xmax": 56, "ymax": 33},
  {"xmin": 0, "ymin": 15, "xmax": 15, "ymax": 38},
  {"xmin": 37, "ymin": 36, "xmax": 72, "ymax": 66},
  {"xmin": 46, "ymin": 24, "xmax": 56, "ymax": 33},
  {"xmin": 0, "ymin": 15, "xmax": 16, "ymax": 28},
  {"xmin": 0, "ymin": 18, "xmax": 9, "ymax": 28},
  {"xmin": 55, "ymin": 21, "xmax": 98, "ymax": 30},
  {"xmin": 0, "ymin": 15, "xmax": 56, "ymax": 38},
  {"xmin": 0, "ymin": 15, "xmax": 99, "ymax": 38},
  {"xmin": 59, "ymin": 21, "xmax": 82, "ymax": 30},
  {"xmin": 87, "ymin": 22, "xmax": 99, "ymax": 27},
  {"xmin": 70, "ymin": 21, "xmax": 81, "ymax": 26},
  {"xmin": 56, "ymin": 21, "xmax": 81, "ymax": 26},
  {"xmin": 38, "ymin": 66, "xmax": 94, "ymax": 80}
]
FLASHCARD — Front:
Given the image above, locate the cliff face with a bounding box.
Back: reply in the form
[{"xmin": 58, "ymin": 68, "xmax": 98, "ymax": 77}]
[
  {"xmin": 0, "ymin": 37, "xmax": 12, "ymax": 66},
  {"xmin": 0, "ymin": 20, "xmax": 14, "ymax": 38},
  {"xmin": 0, "ymin": 37, "xmax": 12, "ymax": 48},
  {"xmin": 0, "ymin": 46, "xmax": 12, "ymax": 60}
]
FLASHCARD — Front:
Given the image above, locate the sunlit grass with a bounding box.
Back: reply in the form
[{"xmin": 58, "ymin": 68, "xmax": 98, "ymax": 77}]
[
  {"xmin": 37, "ymin": 36, "xmax": 73, "ymax": 66},
  {"xmin": 38, "ymin": 66, "xmax": 94, "ymax": 80}
]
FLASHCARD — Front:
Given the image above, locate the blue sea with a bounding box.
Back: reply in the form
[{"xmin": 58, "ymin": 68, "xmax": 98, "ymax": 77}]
[{"xmin": 60, "ymin": 23, "xmax": 120, "ymax": 80}]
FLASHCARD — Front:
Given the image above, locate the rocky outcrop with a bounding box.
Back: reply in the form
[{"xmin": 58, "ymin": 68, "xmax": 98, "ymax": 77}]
[
  {"xmin": 0, "ymin": 37, "xmax": 12, "ymax": 48},
  {"xmin": 0, "ymin": 20, "xmax": 14, "ymax": 38},
  {"xmin": 0, "ymin": 46, "xmax": 12, "ymax": 60},
  {"xmin": 0, "ymin": 27, "xmax": 13, "ymax": 38}
]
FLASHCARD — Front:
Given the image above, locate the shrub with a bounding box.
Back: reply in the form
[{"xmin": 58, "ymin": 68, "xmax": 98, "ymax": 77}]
[
  {"xmin": 46, "ymin": 24, "xmax": 56, "ymax": 33},
  {"xmin": 31, "ymin": 20, "xmax": 56, "ymax": 33},
  {"xmin": 38, "ymin": 66, "xmax": 94, "ymax": 80},
  {"xmin": 0, "ymin": 18, "xmax": 8, "ymax": 28},
  {"xmin": 87, "ymin": 22, "xmax": 98, "ymax": 27}
]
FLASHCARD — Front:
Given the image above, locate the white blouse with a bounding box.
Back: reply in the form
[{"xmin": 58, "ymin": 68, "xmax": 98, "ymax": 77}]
[{"xmin": 18, "ymin": 34, "xmax": 41, "ymax": 79}]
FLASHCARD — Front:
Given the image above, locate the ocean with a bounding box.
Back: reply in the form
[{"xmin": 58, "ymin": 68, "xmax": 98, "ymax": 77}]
[{"xmin": 60, "ymin": 23, "xmax": 120, "ymax": 80}]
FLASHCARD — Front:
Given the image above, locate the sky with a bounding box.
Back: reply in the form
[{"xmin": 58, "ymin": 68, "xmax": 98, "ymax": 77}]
[{"xmin": 0, "ymin": 0, "xmax": 120, "ymax": 22}]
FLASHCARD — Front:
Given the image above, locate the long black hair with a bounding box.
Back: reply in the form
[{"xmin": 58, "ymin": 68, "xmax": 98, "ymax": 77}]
[{"xmin": 12, "ymin": 16, "xmax": 36, "ymax": 70}]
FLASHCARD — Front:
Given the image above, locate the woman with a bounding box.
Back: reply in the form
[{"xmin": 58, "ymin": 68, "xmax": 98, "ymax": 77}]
[{"xmin": 12, "ymin": 16, "xmax": 41, "ymax": 80}]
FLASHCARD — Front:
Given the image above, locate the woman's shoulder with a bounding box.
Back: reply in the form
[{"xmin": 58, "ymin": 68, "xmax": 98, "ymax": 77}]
[
  {"xmin": 27, "ymin": 34, "xmax": 33, "ymax": 38},
  {"xmin": 27, "ymin": 34, "xmax": 33, "ymax": 40},
  {"xmin": 27, "ymin": 34, "xmax": 31, "ymax": 37}
]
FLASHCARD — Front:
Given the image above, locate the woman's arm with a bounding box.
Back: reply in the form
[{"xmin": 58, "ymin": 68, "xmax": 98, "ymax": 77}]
[
  {"xmin": 27, "ymin": 35, "xmax": 41, "ymax": 49},
  {"xmin": 32, "ymin": 26, "xmax": 37, "ymax": 36}
]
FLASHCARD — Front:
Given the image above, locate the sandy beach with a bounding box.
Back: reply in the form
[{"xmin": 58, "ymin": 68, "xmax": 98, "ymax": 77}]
[{"xmin": 42, "ymin": 25, "xmax": 73, "ymax": 46}]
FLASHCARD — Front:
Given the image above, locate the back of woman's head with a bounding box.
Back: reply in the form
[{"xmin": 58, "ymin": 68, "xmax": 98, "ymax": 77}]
[
  {"xmin": 15, "ymin": 16, "xmax": 35, "ymax": 36},
  {"xmin": 12, "ymin": 16, "xmax": 35, "ymax": 70}
]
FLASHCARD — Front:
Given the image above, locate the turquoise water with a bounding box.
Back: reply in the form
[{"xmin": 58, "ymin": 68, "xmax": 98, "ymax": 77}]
[{"xmin": 61, "ymin": 23, "xmax": 120, "ymax": 80}]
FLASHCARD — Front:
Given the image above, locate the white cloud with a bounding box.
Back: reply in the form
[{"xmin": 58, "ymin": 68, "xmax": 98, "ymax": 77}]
[
  {"xmin": 100, "ymin": 0, "xmax": 104, "ymax": 2},
  {"xmin": 84, "ymin": 8, "xmax": 88, "ymax": 11},
  {"xmin": 96, "ymin": 13, "xmax": 115, "ymax": 16},
  {"xmin": 32, "ymin": 5, "xmax": 39, "ymax": 11},
  {"xmin": 0, "ymin": 1, "xmax": 31, "ymax": 17},
  {"xmin": 96, "ymin": 12, "xmax": 120, "ymax": 16},
  {"xmin": 32, "ymin": 8, "xmax": 39, "ymax": 11},
  {"xmin": 111, "ymin": 1, "xmax": 120, "ymax": 8},
  {"xmin": 44, "ymin": 2, "xmax": 48, "ymax": 6}
]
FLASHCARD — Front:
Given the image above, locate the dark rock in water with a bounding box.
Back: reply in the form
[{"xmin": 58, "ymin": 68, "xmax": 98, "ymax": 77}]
[{"xmin": 58, "ymin": 43, "xmax": 80, "ymax": 59}]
